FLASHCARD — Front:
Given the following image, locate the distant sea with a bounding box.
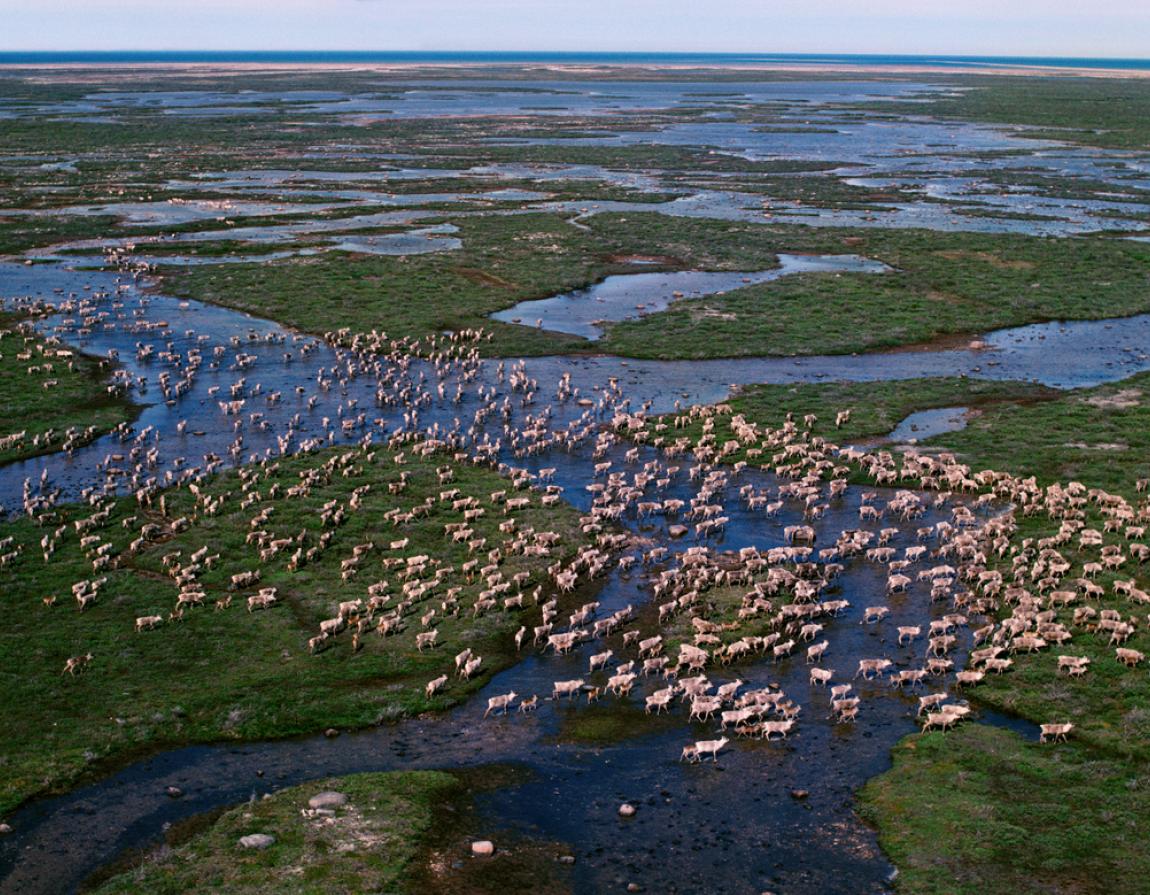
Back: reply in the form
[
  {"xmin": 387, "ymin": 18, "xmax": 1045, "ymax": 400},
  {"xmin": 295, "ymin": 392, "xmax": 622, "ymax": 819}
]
[{"xmin": 1, "ymin": 51, "xmax": 1149, "ymax": 70}]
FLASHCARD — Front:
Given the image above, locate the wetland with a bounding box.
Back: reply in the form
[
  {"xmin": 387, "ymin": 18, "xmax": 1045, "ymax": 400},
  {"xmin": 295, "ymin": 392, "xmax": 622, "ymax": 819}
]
[{"xmin": 1, "ymin": 60, "xmax": 1149, "ymax": 895}]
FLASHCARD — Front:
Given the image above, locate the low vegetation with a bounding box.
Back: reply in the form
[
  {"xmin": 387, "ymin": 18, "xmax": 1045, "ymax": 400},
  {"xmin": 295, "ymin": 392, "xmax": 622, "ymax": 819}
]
[
  {"xmin": 0, "ymin": 440, "xmax": 596, "ymax": 814},
  {"xmin": 596, "ymin": 218, "xmax": 1150, "ymax": 359},
  {"xmin": 89, "ymin": 766, "xmax": 573, "ymax": 895},
  {"xmin": 656, "ymin": 377, "xmax": 1058, "ymax": 448},
  {"xmin": 167, "ymin": 212, "xmax": 1150, "ymax": 360},
  {"xmin": 858, "ymin": 725, "xmax": 1150, "ymax": 895},
  {"xmin": 90, "ymin": 771, "xmax": 461, "ymax": 895},
  {"xmin": 0, "ymin": 314, "xmax": 136, "ymax": 466},
  {"xmin": 861, "ymin": 74, "xmax": 1150, "ymax": 151}
]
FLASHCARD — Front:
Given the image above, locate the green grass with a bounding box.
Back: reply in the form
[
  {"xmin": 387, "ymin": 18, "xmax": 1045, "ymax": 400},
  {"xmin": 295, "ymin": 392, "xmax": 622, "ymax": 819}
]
[
  {"xmin": 861, "ymin": 75, "xmax": 1150, "ymax": 151},
  {"xmin": 165, "ymin": 213, "xmax": 1150, "ymax": 360},
  {"xmin": 89, "ymin": 766, "xmax": 574, "ymax": 895},
  {"xmin": 594, "ymin": 219, "xmax": 1150, "ymax": 359},
  {"xmin": 0, "ymin": 215, "xmax": 123, "ymax": 256},
  {"xmin": 923, "ymin": 373, "xmax": 1150, "ymax": 500},
  {"xmin": 162, "ymin": 211, "xmax": 788, "ymax": 357},
  {"xmin": 640, "ymin": 371, "xmax": 1150, "ymax": 499},
  {"xmin": 89, "ymin": 770, "xmax": 461, "ymax": 895},
  {"xmin": 0, "ymin": 316, "xmax": 137, "ymax": 466},
  {"xmin": 858, "ymin": 725, "xmax": 1150, "ymax": 895},
  {"xmin": 711, "ymin": 378, "xmax": 1057, "ymax": 445},
  {"xmin": 0, "ymin": 441, "xmax": 597, "ymax": 815}
]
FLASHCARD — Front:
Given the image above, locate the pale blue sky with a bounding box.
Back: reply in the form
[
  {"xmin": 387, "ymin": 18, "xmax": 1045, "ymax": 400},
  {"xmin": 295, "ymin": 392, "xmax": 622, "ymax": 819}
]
[{"xmin": 1, "ymin": 0, "xmax": 1146, "ymax": 58}]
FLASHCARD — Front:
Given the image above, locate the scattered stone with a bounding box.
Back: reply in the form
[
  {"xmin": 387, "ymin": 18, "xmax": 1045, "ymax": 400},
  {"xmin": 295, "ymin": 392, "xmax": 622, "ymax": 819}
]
[
  {"xmin": 618, "ymin": 803, "xmax": 637, "ymax": 818},
  {"xmin": 324, "ymin": 728, "xmax": 340, "ymax": 738},
  {"xmin": 238, "ymin": 833, "xmax": 275, "ymax": 850},
  {"xmin": 307, "ymin": 791, "xmax": 348, "ymax": 810},
  {"xmin": 471, "ymin": 840, "xmax": 495, "ymax": 857},
  {"xmin": 165, "ymin": 786, "xmax": 183, "ymax": 799}
]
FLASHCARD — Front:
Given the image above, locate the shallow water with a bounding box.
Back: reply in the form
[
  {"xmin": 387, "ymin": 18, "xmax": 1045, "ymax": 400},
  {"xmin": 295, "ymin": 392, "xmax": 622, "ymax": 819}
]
[
  {"xmin": 886, "ymin": 406, "xmax": 970, "ymax": 442},
  {"xmin": 1, "ymin": 259, "xmax": 1148, "ymax": 511},
  {"xmin": 8, "ymin": 77, "xmax": 1150, "ymax": 239},
  {"xmin": 491, "ymin": 254, "xmax": 889, "ymax": 339}
]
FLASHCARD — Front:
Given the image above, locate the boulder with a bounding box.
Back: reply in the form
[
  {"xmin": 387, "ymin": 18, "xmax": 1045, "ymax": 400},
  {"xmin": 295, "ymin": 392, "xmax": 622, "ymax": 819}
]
[
  {"xmin": 618, "ymin": 803, "xmax": 637, "ymax": 818},
  {"xmin": 471, "ymin": 840, "xmax": 495, "ymax": 857}
]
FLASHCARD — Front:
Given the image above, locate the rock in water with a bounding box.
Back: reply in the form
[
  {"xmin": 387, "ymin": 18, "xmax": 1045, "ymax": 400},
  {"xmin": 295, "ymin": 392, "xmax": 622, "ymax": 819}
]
[
  {"xmin": 238, "ymin": 833, "xmax": 275, "ymax": 850},
  {"xmin": 471, "ymin": 840, "xmax": 495, "ymax": 857},
  {"xmin": 618, "ymin": 803, "xmax": 637, "ymax": 817}
]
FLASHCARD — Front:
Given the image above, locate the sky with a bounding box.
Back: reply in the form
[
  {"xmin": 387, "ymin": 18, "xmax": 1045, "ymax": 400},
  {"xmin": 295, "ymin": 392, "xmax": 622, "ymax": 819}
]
[{"xmin": 0, "ymin": 0, "xmax": 1147, "ymax": 58}]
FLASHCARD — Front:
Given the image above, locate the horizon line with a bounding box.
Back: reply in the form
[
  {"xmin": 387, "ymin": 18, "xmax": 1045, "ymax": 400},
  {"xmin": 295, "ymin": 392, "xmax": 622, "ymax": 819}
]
[{"xmin": 1, "ymin": 50, "xmax": 1149, "ymax": 62}]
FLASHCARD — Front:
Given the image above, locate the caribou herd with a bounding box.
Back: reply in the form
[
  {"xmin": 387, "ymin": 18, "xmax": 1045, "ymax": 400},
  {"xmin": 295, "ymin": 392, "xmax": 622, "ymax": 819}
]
[{"xmin": 9, "ymin": 256, "xmax": 1150, "ymax": 780}]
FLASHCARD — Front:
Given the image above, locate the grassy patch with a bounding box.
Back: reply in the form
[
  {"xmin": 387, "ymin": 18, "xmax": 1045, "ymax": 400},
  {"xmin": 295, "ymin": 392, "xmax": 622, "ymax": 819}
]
[
  {"xmin": 0, "ymin": 315, "xmax": 137, "ymax": 465},
  {"xmin": 551, "ymin": 702, "xmax": 678, "ymax": 746},
  {"xmin": 595, "ymin": 218, "xmax": 1150, "ymax": 359},
  {"xmin": 631, "ymin": 377, "xmax": 1058, "ymax": 474},
  {"xmin": 166, "ymin": 213, "xmax": 1150, "ymax": 359},
  {"xmin": 858, "ymin": 724, "xmax": 1150, "ymax": 895},
  {"xmin": 923, "ymin": 373, "xmax": 1150, "ymax": 500},
  {"xmin": 162, "ymin": 211, "xmax": 787, "ymax": 357},
  {"xmin": 88, "ymin": 770, "xmax": 461, "ymax": 895},
  {"xmin": 90, "ymin": 766, "xmax": 573, "ymax": 895},
  {"xmin": 862, "ymin": 75, "xmax": 1150, "ymax": 151},
  {"xmin": 726, "ymin": 378, "xmax": 1056, "ymax": 444},
  {"xmin": 0, "ymin": 441, "xmax": 597, "ymax": 814}
]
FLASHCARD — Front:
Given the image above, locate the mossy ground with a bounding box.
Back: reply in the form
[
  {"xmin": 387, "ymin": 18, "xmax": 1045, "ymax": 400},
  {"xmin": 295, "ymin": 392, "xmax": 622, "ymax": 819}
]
[
  {"xmin": 0, "ymin": 314, "xmax": 137, "ymax": 466},
  {"xmin": 0, "ymin": 442, "xmax": 597, "ymax": 815},
  {"xmin": 166, "ymin": 213, "xmax": 1150, "ymax": 360},
  {"xmin": 858, "ymin": 725, "xmax": 1150, "ymax": 895},
  {"xmin": 89, "ymin": 770, "xmax": 460, "ymax": 895},
  {"xmin": 88, "ymin": 766, "xmax": 574, "ymax": 895}
]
